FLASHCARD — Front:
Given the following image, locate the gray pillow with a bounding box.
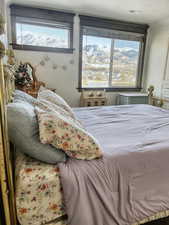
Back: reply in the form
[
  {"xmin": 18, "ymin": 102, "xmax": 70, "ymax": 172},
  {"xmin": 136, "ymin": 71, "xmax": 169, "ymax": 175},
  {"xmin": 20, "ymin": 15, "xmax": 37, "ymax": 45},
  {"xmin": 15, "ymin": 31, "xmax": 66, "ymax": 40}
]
[
  {"xmin": 13, "ymin": 90, "xmax": 38, "ymax": 106},
  {"xmin": 7, "ymin": 101, "xmax": 66, "ymax": 164}
]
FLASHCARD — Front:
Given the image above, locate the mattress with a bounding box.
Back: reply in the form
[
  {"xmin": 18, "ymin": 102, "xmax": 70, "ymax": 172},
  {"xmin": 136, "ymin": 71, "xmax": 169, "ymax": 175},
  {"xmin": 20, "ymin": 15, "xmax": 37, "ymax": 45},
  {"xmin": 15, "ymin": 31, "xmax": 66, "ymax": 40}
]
[{"xmin": 15, "ymin": 152, "xmax": 67, "ymax": 225}]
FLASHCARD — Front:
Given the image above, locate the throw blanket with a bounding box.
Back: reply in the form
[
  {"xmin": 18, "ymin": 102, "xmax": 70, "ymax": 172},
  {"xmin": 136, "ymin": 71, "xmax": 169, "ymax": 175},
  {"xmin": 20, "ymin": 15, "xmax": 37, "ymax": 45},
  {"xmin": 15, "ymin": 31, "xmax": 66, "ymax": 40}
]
[{"xmin": 59, "ymin": 104, "xmax": 169, "ymax": 225}]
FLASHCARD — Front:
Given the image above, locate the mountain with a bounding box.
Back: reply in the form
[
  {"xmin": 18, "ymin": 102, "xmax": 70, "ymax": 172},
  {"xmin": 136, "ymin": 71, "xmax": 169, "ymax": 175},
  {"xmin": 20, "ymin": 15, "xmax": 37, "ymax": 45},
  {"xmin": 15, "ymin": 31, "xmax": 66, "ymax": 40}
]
[
  {"xmin": 17, "ymin": 32, "xmax": 138, "ymax": 63},
  {"xmin": 83, "ymin": 44, "xmax": 139, "ymax": 64},
  {"xmin": 17, "ymin": 31, "xmax": 138, "ymax": 86},
  {"xmin": 17, "ymin": 32, "xmax": 68, "ymax": 48}
]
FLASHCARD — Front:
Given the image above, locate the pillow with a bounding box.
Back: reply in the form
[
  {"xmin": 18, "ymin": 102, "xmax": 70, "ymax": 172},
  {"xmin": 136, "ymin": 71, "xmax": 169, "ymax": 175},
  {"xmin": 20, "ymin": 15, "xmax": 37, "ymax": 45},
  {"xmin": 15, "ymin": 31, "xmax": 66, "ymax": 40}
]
[
  {"xmin": 38, "ymin": 85, "xmax": 47, "ymax": 92},
  {"xmin": 7, "ymin": 101, "xmax": 66, "ymax": 164},
  {"xmin": 14, "ymin": 90, "xmax": 38, "ymax": 106},
  {"xmin": 38, "ymin": 89, "xmax": 75, "ymax": 118},
  {"xmin": 36, "ymin": 107, "xmax": 102, "ymax": 160},
  {"xmin": 35, "ymin": 98, "xmax": 82, "ymax": 127}
]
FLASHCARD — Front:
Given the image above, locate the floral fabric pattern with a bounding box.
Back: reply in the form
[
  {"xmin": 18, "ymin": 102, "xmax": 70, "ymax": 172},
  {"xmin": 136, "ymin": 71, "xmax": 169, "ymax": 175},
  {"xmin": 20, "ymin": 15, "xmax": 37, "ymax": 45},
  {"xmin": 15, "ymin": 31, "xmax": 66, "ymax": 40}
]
[
  {"xmin": 15, "ymin": 152, "xmax": 66, "ymax": 225},
  {"xmin": 35, "ymin": 98, "xmax": 82, "ymax": 127},
  {"xmin": 38, "ymin": 89, "xmax": 75, "ymax": 119},
  {"xmin": 36, "ymin": 109, "xmax": 103, "ymax": 160}
]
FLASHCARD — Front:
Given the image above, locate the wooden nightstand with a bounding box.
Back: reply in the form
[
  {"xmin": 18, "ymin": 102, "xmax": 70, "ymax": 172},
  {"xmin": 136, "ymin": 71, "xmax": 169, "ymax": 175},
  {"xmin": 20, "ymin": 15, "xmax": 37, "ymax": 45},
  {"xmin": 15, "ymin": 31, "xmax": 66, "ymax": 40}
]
[
  {"xmin": 80, "ymin": 90, "xmax": 107, "ymax": 107},
  {"xmin": 118, "ymin": 93, "xmax": 149, "ymax": 105}
]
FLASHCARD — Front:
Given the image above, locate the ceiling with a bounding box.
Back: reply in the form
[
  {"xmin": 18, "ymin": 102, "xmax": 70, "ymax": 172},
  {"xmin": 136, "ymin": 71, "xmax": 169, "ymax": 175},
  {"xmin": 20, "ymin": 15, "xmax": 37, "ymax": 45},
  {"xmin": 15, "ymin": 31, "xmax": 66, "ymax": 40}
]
[{"xmin": 7, "ymin": 0, "xmax": 169, "ymax": 25}]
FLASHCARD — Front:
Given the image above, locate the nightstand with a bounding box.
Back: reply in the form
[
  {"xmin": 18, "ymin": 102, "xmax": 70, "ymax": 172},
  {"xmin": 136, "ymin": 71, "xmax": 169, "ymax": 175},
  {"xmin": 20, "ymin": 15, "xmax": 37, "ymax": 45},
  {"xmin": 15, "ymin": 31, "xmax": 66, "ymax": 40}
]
[
  {"xmin": 80, "ymin": 90, "xmax": 107, "ymax": 107},
  {"xmin": 118, "ymin": 93, "xmax": 149, "ymax": 105}
]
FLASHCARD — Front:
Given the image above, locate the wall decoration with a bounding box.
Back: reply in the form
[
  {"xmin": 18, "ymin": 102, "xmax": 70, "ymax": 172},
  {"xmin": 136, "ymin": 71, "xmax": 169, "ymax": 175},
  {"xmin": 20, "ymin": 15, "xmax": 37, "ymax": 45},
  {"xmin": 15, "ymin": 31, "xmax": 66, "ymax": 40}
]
[
  {"xmin": 39, "ymin": 60, "xmax": 45, "ymax": 66},
  {"xmin": 62, "ymin": 65, "xmax": 67, "ymax": 71},
  {"xmin": 52, "ymin": 63, "xmax": 58, "ymax": 70},
  {"xmin": 69, "ymin": 59, "xmax": 74, "ymax": 65},
  {"xmin": 44, "ymin": 55, "xmax": 50, "ymax": 62},
  {"xmin": 15, "ymin": 53, "xmax": 73, "ymax": 75}
]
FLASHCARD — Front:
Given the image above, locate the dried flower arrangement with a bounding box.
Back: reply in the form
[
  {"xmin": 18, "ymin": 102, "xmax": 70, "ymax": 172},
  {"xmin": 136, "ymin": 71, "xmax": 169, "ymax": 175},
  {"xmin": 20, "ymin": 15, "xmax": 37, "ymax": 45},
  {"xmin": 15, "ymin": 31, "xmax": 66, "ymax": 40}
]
[{"xmin": 14, "ymin": 63, "xmax": 32, "ymax": 87}]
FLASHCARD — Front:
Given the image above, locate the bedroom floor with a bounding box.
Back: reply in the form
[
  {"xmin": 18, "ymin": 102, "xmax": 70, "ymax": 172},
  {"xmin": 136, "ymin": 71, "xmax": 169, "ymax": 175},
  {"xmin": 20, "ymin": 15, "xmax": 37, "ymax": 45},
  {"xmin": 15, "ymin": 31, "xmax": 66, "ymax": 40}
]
[{"xmin": 145, "ymin": 217, "xmax": 169, "ymax": 224}]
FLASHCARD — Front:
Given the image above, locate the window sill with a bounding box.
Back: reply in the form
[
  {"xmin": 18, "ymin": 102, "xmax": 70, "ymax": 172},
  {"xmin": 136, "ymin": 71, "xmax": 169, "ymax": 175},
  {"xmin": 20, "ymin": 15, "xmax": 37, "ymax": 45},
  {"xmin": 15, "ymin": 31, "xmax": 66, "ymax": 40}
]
[
  {"xmin": 77, "ymin": 87, "xmax": 142, "ymax": 92},
  {"xmin": 11, "ymin": 44, "xmax": 74, "ymax": 54}
]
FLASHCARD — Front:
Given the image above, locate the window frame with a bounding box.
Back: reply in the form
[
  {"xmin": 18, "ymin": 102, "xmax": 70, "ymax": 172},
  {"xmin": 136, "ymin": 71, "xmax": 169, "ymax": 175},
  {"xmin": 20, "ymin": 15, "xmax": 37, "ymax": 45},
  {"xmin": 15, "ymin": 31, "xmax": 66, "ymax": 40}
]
[
  {"xmin": 78, "ymin": 16, "xmax": 149, "ymax": 92},
  {"xmin": 10, "ymin": 4, "xmax": 75, "ymax": 53}
]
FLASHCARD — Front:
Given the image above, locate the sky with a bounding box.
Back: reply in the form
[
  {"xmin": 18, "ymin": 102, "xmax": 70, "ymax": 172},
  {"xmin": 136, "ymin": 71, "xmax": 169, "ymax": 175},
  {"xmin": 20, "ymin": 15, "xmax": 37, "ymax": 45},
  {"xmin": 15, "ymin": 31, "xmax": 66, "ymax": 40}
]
[
  {"xmin": 83, "ymin": 35, "xmax": 140, "ymax": 50},
  {"xmin": 16, "ymin": 23, "xmax": 68, "ymax": 40},
  {"xmin": 16, "ymin": 23, "xmax": 140, "ymax": 50}
]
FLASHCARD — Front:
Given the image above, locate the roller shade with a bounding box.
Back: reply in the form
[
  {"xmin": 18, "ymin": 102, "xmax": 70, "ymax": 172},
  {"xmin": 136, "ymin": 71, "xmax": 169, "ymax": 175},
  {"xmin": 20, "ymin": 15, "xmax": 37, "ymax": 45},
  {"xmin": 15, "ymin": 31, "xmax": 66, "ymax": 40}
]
[
  {"xmin": 83, "ymin": 26, "xmax": 145, "ymax": 42},
  {"xmin": 10, "ymin": 4, "xmax": 75, "ymax": 53},
  {"xmin": 79, "ymin": 15, "xmax": 149, "ymax": 35},
  {"xmin": 15, "ymin": 16, "xmax": 73, "ymax": 31},
  {"xmin": 10, "ymin": 4, "xmax": 75, "ymax": 24}
]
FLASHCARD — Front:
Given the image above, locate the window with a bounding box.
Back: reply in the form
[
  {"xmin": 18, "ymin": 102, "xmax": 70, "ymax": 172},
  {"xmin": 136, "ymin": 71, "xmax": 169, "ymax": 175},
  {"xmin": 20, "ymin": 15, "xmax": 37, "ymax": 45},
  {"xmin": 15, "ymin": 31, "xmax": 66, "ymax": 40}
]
[
  {"xmin": 79, "ymin": 16, "xmax": 148, "ymax": 91},
  {"xmin": 10, "ymin": 4, "xmax": 75, "ymax": 53},
  {"xmin": 16, "ymin": 22, "xmax": 70, "ymax": 48}
]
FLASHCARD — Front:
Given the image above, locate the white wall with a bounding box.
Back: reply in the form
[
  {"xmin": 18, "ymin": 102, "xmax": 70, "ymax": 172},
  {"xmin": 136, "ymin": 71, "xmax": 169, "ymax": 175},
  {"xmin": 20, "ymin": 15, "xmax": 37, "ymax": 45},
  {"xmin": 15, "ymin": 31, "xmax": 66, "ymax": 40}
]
[{"xmin": 144, "ymin": 21, "xmax": 169, "ymax": 97}]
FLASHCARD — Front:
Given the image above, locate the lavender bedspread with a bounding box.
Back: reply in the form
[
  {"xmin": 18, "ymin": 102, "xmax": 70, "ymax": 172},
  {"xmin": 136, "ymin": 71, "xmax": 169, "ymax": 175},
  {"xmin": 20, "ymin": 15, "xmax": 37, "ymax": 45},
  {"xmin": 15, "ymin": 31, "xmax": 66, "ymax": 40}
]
[{"xmin": 59, "ymin": 104, "xmax": 169, "ymax": 225}]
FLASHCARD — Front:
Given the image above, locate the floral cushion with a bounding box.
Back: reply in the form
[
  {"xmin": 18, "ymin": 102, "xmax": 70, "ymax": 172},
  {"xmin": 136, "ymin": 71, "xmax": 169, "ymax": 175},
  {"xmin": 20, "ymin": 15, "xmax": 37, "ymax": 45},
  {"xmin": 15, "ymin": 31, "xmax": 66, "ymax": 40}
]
[
  {"xmin": 36, "ymin": 108, "xmax": 102, "ymax": 160},
  {"xmin": 15, "ymin": 152, "xmax": 66, "ymax": 225},
  {"xmin": 35, "ymin": 99, "xmax": 73, "ymax": 119},
  {"xmin": 35, "ymin": 98, "xmax": 82, "ymax": 127},
  {"xmin": 38, "ymin": 89, "xmax": 75, "ymax": 119}
]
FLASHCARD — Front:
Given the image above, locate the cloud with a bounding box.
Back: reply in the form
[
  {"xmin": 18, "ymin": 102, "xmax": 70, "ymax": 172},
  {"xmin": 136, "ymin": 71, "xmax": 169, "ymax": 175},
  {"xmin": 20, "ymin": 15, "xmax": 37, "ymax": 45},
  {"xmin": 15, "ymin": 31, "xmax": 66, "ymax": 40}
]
[{"xmin": 17, "ymin": 31, "xmax": 68, "ymax": 48}]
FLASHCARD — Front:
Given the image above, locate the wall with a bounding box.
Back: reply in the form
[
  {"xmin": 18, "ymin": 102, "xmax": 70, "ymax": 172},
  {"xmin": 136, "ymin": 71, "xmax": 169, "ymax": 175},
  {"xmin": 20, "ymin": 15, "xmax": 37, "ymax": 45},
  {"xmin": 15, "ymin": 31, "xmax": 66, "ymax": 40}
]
[{"xmin": 144, "ymin": 20, "xmax": 169, "ymax": 97}]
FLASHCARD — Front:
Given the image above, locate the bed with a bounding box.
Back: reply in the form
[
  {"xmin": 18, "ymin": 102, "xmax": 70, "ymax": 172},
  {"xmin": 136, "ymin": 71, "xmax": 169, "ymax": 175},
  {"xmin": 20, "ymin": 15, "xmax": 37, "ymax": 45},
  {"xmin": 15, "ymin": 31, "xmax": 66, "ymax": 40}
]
[
  {"xmin": 15, "ymin": 103, "xmax": 169, "ymax": 225},
  {"xmin": 0, "ymin": 44, "xmax": 169, "ymax": 225}
]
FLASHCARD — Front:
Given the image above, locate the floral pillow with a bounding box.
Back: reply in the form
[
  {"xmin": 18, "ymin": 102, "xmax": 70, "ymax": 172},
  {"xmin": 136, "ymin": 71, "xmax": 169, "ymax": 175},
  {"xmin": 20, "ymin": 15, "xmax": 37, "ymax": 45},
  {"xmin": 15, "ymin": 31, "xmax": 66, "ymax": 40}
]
[
  {"xmin": 38, "ymin": 89, "xmax": 75, "ymax": 119},
  {"xmin": 35, "ymin": 108, "xmax": 102, "ymax": 160},
  {"xmin": 35, "ymin": 99, "xmax": 82, "ymax": 127}
]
